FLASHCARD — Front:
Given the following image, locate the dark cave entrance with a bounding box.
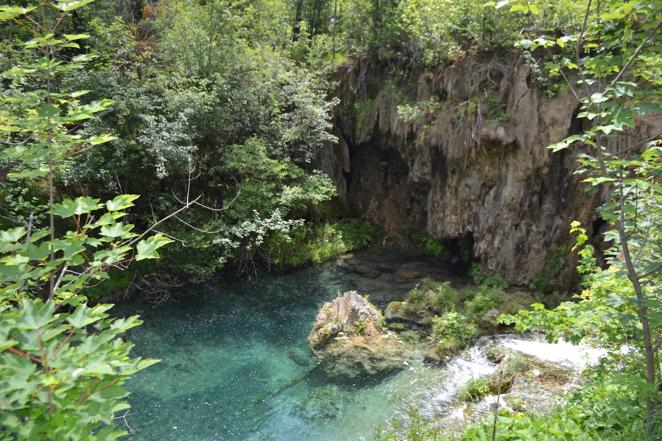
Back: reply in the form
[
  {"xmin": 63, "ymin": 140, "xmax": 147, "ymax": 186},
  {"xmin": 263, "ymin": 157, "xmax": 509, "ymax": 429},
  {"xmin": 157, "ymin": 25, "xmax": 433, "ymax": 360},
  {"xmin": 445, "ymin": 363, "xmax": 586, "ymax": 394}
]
[{"xmin": 439, "ymin": 232, "xmax": 476, "ymax": 276}]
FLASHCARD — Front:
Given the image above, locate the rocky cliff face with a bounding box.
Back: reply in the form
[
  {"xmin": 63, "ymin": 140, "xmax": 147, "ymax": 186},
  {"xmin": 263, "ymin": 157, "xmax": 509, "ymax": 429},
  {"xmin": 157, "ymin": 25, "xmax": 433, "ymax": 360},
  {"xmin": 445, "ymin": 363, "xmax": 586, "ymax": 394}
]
[{"xmin": 318, "ymin": 53, "xmax": 660, "ymax": 290}]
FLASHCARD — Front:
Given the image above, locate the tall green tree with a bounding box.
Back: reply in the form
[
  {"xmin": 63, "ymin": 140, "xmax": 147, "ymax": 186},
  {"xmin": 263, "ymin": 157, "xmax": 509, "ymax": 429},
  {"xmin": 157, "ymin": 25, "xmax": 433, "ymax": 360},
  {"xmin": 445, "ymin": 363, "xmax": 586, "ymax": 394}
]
[
  {"xmin": 0, "ymin": 1, "xmax": 175, "ymax": 438},
  {"xmin": 501, "ymin": 0, "xmax": 661, "ymax": 437}
]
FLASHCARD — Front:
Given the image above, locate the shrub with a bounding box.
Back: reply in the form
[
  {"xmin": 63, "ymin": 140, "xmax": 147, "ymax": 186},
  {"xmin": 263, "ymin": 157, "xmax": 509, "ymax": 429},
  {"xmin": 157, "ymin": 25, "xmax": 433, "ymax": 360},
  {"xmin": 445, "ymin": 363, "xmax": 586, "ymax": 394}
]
[
  {"xmin": 459, "ymin": 378, "xmax": 492, "ymax": 402},
  {"xmin": 406, "ymin": 286, "xmax": 428, "ymax": 304},
  {"xmin": 263, "ymin": 220, "xmax": 376, "ymax": 268},
  {"xmin": 0, "ymin": 301, "xmax": 158, "ymax": 440},
  {"xmin": 428, "ymin": 282, "xmax": 465, "ymax": 314},
  {"xmin": 432, "ymin": 312, "xmax": 478, "ymax": 353},
  {"xmin": 465, "ymin": 287, "xmax": 503, "ymax": 323},
  {"xmin": 406, "ymin": 278, "xmax": 466, "ymax": 315},
  {"xmin": 470, "ymin": 263, "xmax": 509, "ymax": 289}
]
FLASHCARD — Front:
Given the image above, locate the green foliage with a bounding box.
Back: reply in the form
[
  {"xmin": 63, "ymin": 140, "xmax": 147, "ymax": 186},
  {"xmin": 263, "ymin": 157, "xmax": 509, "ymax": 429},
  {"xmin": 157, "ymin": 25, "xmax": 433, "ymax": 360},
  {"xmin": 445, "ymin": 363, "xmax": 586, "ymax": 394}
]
[
  {"xmin": 0, "ymin": 2, "xmax": 165, "ymax": 437},
  {"xmin": 531, "ymin": 244, "xmax": 571, "ymax": 293},
  {"xmin": 458, "ymin": 378, "xmax": 492, "ymax": 402},
  {"xmin": 290, "ymin": 0, "xmax": 589, "ymax": 67},
  {"xmin": 263, "ymin": 220, "xmax": 376, "ymax": 268},
  {"xmin": 379, "ymin": 359, "xmax": 655, "ymax": 441},
  {"xmin": 354, "ymin": 318, "xmax": 369, "ymax": 335},
  {"xmin": 61, "ymin": 0, "xmax": 341, "ymax": 281},
  {"xmin": 453, "ymin": 91, "xmax": 509, "ymax": 127},
  {"xmin": 375, "ymin": 410, "xmax": 444, "ymax": 441},
  {"xmin": 470, "ymin": 264, "xmax": 509, "ymax": 290},
  {"xmin": 397, "ymin": 99, "xmax": 441, "ymax": 124},
  {"xmin": 354, "ymin": 98, "xmax": 378, "ymax": 140},
  {"xmin": 416, "ymin": 236, "xmax": 448, "ymax": 260},
  {"xmin": 404, "ymin": 279, "xmax": 510, "ymax": 331},
  {"xmin": 0, "ymin": 300, "xmax": 158, "ymax": 440},
  {"xmin": 0, "ymin": 194, "xmax": 171, "ymax": 305},
  {"xmin": 431, "ymin": 312, "xmax": 478, "ymax": 353},
  {"xmin": 405, "ymin": 278, "xmax": 465, "ymax": 314},
  {"xmin": 499, "ymin": 2, "xmax": 662, "ymax": 436},
  {"xmin": 501, "ymin": 265, "xmax": 650, "ymax": 348},
  {"xmin": 461, "ymin": 360, "xmax": 654, "ymax": 441},
  {"xmin": 465, "ymin": 288, "xmax": 502, "ymax": 324}
]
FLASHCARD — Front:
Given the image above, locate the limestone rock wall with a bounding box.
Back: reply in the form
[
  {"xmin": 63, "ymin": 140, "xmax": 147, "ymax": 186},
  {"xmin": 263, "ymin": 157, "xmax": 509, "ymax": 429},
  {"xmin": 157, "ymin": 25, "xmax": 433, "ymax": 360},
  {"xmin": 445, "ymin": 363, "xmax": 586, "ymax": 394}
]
[{"xmin": 319, "ymin": 53, "xmax": 660, "ymax": 289}]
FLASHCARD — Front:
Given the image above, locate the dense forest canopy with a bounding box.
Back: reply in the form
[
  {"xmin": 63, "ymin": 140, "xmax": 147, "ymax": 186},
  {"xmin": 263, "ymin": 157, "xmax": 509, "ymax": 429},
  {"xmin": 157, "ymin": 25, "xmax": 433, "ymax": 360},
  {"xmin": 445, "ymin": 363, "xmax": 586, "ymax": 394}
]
[{"xmin": 0, "ymin": 0, "xmax": 660, "ymax": 440}]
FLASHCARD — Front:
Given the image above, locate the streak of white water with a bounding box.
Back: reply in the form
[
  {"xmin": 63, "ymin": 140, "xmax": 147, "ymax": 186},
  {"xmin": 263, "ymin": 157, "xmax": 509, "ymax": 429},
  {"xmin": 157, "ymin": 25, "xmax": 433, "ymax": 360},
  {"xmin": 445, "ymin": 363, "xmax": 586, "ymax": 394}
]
[
  {"xmin": 500, "ymin": 336, "xmax": 606, "ymax": 369},
  {"xmin": 413, "ymin": 334, "xmax": 603, "ymax": 424}
]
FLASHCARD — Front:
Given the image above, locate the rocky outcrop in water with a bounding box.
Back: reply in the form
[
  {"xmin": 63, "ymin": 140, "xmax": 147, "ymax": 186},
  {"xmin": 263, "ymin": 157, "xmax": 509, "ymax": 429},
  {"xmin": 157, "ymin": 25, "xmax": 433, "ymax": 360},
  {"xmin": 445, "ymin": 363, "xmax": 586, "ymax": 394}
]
[
  {"xmin": 318, "ymin": 53, "xmax": 662, "ymax": 290},
  {"xmin": 308, "ymin": 291, "xmax": 408, "ymax": 382},
  {"xmin": 442, "ymin": 344, "xmax": 578, "ymax": 433}
]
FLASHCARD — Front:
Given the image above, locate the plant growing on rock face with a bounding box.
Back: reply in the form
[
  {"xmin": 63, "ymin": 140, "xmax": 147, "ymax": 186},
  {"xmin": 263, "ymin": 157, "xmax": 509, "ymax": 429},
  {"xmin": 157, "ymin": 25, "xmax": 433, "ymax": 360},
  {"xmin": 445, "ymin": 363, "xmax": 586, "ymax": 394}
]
[
  {"xmin": 354, "ymin": 318, "xmax": 369, "ymax": 335},
  {"xmin": 397, "ymin": 99, "xmax": 441, "ymax": 124}
]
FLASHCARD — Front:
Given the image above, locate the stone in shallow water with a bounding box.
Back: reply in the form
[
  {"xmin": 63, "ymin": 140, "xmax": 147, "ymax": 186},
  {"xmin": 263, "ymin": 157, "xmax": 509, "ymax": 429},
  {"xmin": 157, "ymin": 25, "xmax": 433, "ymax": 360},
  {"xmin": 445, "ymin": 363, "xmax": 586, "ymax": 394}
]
[
  {"xmin": 308, "ymin": 291, "xmax": 409, "ymax": 382},
  {"xmin": 287, "ymin": 347, "xmax": 312, "ymax": 367},
  {"xmin": 349, "ymin": 263, "xmax": 381, "ymax": 278}
]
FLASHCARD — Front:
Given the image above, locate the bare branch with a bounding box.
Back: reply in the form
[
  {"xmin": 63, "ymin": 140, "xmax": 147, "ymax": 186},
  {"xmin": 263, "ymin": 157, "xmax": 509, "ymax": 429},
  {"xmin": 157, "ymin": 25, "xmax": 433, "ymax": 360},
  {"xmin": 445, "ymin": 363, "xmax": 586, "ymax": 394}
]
[
  {"xmin": 126, "ymin": 196, "xmax": 201, "ymax": 247},
  {"xmin": 174, "ymin": 215, "xmax": 225, "ymax": 234},
  {"xmin": 558, "ymin": 68, "xmax": 581, "ymax": 102}
]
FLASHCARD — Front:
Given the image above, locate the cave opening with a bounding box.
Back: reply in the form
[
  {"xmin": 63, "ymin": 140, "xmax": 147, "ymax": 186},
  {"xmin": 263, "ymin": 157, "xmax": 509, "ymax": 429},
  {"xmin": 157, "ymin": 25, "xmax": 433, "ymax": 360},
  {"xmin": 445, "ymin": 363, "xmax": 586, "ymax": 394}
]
[{"xmin": 440, "ymin": 232, "xmax": 476, "ymax": 276}]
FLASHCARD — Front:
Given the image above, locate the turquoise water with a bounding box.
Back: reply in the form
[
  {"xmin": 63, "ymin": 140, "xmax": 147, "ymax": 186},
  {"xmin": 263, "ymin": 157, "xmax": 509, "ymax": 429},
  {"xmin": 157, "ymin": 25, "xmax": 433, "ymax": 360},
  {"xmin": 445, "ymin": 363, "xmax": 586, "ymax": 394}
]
[{"xmin": 119, "ymin": 251, "xmax": 470, "ymax": 441}]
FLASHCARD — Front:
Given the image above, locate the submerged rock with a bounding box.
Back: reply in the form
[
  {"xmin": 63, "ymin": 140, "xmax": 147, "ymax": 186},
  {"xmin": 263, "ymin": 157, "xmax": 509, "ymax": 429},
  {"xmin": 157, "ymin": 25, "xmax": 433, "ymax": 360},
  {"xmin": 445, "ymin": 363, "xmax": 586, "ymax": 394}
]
[
  {"xmin": 287, "ymin": 347, "xmax": 313, "ymax": 367},
  {"xmin": 396, "ymin": 261, "xmax": 430, "ymax": 280},
  {"xmin": 348, "ymin": 263, "xmax": 381, "ymax": 278},
  {"xmin": 294, "ymin": 385, "xmax": 345, "ymax": 421},
  {"xmin": 308, "ymin": 291, "xmax": 408, "ymax": 382}
]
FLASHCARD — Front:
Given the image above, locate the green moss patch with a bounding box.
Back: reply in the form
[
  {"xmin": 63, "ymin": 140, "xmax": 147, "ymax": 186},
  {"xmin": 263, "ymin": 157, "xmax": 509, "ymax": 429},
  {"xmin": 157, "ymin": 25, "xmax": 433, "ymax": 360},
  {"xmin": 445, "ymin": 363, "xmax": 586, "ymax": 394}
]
[{"xmin": 264, "ymin": 220, "xmax": 377, "ymax": 269}]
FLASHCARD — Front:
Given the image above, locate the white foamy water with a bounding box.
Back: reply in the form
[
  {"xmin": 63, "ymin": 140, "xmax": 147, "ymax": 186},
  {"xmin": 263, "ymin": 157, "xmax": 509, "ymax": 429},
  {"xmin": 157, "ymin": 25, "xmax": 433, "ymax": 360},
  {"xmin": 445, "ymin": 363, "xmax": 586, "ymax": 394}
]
[{"xmin": 500, "ymin": 336, "xmax": 606, "ymax": 369}]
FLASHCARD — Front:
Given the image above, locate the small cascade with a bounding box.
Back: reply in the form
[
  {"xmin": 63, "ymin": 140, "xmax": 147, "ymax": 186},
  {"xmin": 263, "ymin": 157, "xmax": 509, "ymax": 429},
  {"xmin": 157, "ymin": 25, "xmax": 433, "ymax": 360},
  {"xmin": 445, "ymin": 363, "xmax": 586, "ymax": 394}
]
[{"xmin": 118, "ymin": 251, "xmax": 602, "ymax": 441}]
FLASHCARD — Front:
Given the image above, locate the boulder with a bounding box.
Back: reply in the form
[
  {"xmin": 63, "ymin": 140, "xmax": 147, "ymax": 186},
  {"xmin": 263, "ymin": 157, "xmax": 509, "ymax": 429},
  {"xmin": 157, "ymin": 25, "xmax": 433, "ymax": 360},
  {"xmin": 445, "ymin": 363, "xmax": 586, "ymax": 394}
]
[{"xmin": 308, "ymin": 291, "xmax": 408, "ymax": 382}]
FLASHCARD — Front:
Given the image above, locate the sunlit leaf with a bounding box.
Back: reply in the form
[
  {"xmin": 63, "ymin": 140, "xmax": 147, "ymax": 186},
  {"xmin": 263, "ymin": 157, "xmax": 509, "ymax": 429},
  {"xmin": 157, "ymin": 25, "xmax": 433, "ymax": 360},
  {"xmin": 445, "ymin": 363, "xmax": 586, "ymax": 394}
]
[
  {"xmin": 136, "ymin": 234, "xmax": 174, "ymax": 261},
  {"xmin": 106, "ymin": 194, "xmax": 139, "ymax": 212},
  {"xmin": 0, "ymin": 6, "xmax": 35, "ymax": 21},
  {"xmin": 55, "ymin": 0, "xmax": 95, "ymax": 12}
]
